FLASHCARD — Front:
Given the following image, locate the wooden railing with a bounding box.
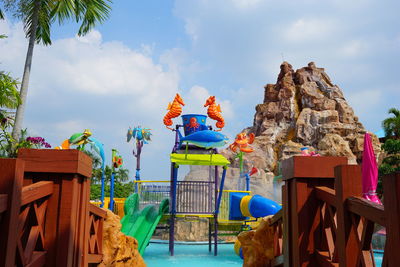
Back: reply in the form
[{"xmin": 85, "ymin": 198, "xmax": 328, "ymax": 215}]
[
  {"xmin": 88, "ymin": 204, "xmax": 106, "ymax": 264},
  {"xmin": 0, "ymin": 149, "xmax": 106, "ymax": 267},
  {"xmin": 273, "ymin": 156, "xmax": 400, "ymax": 267}
]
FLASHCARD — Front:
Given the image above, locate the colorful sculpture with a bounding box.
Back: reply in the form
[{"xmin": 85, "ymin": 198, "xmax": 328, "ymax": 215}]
[
  {"xmin": 178, "ymin": 129, "xmax": 228, "ymax": 149},
  {"xmin": 229, "ymin": 132, "xmax": 255, "ymax": 153},
  {"xmin": 110, "ymin": 149, "xmax": 123, "ymax": 211},
  {"xmin": 55, "ymin": 129, "xmax": 92, "ymax": 150},
  {"xmin": 204, "ymin": 96, "xmax": 225, "ymax": 131},
  {"xmin": 229, "ymin": 132, "xmax": 255, "ymax": 173},
  {"xmin": 163, "ymin": 93, "xmax": 185, "ymax": 130},
  {"xmin": 127, "ymin": 126, "xmax": 152, "ymax": 192}
]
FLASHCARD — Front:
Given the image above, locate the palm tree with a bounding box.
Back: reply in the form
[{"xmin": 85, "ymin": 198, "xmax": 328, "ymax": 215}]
[
  {"xmin": 1, "ymin": 0, "xmax": 111, "ymax": 140},
  {"xmin": 382, "ymin": 108, "xmax": 400, "ymax": 139},
  {"xmin": 0, "ymin": 71, "xmax": 21, "ymax": 112}
]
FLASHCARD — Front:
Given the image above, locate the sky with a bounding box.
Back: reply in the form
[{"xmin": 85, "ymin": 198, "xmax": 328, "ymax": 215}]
[{"xmin": 0, "ymin": 0, "xmax": 399, "ymax": 180}]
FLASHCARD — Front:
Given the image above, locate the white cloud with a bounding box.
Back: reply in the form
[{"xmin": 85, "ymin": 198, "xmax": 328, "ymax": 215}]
[
  {"xmin": 283, "ymin": 18, "xmax": 338, "ymax": 43},
  {"xmin": 231, "ymin": 0, "xmax": 263, "ymax": 9}
]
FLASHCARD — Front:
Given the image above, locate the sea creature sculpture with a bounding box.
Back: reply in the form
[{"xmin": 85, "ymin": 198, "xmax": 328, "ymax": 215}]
[
  {"xmin": 55, "ymin": 129, "xmax": 92, "ymax": 150},
  {"xmin": 87, "ymin": 136, "xmax": 106, "ymax": 171},
  {"xmin": 163, "ymin": 93, "xmax": 185, "ymax": 130},
  {"xmin": 127, "ymin": 126, "xmax": 152, "ymax": 144},
  {"xmin": 204, "ymin": 96, "xmax": 224, "ymax": 131},
  {"xmin": 185, "ymin": 117, "xmax": 200, "ymax": 132},
  {"xmin": 178, "ymin": 129, "xmax": 228, "ymax": 149},
  {"xmin": 229, "ymin": 132, "xmax": 255, "ymax": 153}
]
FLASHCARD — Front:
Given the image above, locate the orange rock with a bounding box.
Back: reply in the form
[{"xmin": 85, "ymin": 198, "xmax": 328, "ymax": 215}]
[
  {"xmin": 238, "ymin": 216, "xmax": 274, "ymax": 267},
  {"xmin": 99, "ymin": 209, "xmax": 146, "ymax": 267}
]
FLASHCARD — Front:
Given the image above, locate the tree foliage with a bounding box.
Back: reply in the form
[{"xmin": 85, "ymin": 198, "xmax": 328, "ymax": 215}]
[{"xmin": 378, "ymin": 107, "xmax": 400, "ymax": 195}]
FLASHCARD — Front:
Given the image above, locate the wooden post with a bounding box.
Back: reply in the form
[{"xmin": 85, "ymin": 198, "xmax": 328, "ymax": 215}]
[
  {"xmin": 382, "ymin": 172, "xmax": 400, "ymax": 265},
  {"xmin": 18, "ymin": 149, "xmax": 92, "ymax": 267},
  {"xmin": 281, "ymin": 156, "xmax": 347, "ymax": 267},
  {"xmin": 0, "ymin": 159, "xmax": 25, "ymax": 267},
  {"xmin": 334, "ymin": 165, "xmax": 362, "ymax": 267}
]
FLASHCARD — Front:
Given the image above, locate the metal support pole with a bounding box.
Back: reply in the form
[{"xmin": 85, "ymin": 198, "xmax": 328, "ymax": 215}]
[
  {"xmin": 245, "ymin": 173, "xmax": 250, "ymax": 192},
  {"xmin": 109, "ymin": 171, "xmax": 115, "ymax": 211},
  {"xmin": 100, "ymin": 170, "xmax": 105, "ymax": 208},
  {"xmin": 214, "ymin": 166, "xmax": 219, "ymax": 256},
  {"xmin": 169, "ymin": 163, "xmax": 178, "ymax": 256},
  {"xmin": 208, "ymin": 218, "xmax": 212, "ymax": 252},
  {"xmin": 215, "ymin": 166, "xmax": 228, "ymax": 215}
]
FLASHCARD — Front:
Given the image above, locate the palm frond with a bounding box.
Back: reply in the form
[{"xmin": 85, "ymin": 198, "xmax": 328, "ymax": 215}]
[
  {"xmin": 0, "ymin": 8, "xmax": 4, "ymax": 19},
  {"xmin": 76, "ymin": 0, "xmax": 111, "ymax": 36}
]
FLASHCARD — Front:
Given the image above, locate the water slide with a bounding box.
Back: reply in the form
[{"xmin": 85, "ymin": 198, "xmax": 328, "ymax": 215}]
[{"xmin": 121, "ymin": 193, "xmax": 169, "ymax": 255}]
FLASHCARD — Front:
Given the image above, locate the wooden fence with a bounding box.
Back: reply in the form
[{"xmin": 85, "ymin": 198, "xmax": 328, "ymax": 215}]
[
  {"xmin": 269, "ymin": 156, "xmax": 400, "ymax": 267},
  {"xmin": 0, "ymin": 149, "xmax": 106, "ymax": 267}
]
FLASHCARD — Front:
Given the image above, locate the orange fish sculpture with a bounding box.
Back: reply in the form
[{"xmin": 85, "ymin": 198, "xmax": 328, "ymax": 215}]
[
  {"xmin": 229, "ymin": 132, "xmax": 255, "ymax": 153},
  {"xmin": 204, "ymin": 96, "xmax": 224, "ymax": 131},
  {"xmin": 163, "ymin": 93, "xmax": 185, "ymax": 130}
]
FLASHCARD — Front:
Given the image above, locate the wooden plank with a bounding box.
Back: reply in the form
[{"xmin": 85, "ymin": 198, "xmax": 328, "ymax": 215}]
[
  {"xmin": 346, "ymin": 197, "xmax": 385, "ymax": 226},
  {"xmin": 270, "ymin": 208, "xmax": 283, "ymax": 226},
  {"xmin": 43, "ymin": 173, "xmax": 61, "ymax": 266},
  {"xmin": 334, "ymin": 165, "xmax": 362, "ymax": 267},
  {"xmin": 315, "ymin": 186, "xmax": 336, "ymax": 207},
  {"xmin": 282, "ymin": 184, "xmax": 291, "ymax": 267},
  {"xmin": 18, "ymin": 149, "xmax": 92, "ymax": 178},
  {"xmin": 56, "ymin": 176, "xmax": 80, "ymax": 267},
  {"xmin": 0, "ymin": 159, "xmax": 25, "ymax": 267},
  {"xmin": 282, "ymin": 156, "xmax": 348, "ymax": 180},
  {"xmin": 87, "ymin": 254, "xmax": 103, "ymax": 263},
  {"xmin": 314, "ymin": 250, "xmax": 339, "ymax": 267},
  {"xmin": 89, "ymin": 203, "xmax": 107, "ymax": 218},
  {"xmin": 21, "ymin": 181, "xmax": 53, "ymax": 206},
  {"xmin": 26, "ymin": 251, "xmax": 46, "ymax": 267},
  {"xmin": 382, "ymin": 172, "xmax": 400, "ymax": 265},
  {"xmin": 0, "ymin": 194, "xmax": 8, "ymax": 213}
]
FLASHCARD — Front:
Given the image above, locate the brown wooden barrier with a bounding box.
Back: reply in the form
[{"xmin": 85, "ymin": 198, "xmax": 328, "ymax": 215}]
[
  {"xmin": 0, "ymin": 149, "xmax": 106, "ymax": 267},
  {"xmin": 271, "ymin": 156, "xmax": 400, "ymax": 267}
]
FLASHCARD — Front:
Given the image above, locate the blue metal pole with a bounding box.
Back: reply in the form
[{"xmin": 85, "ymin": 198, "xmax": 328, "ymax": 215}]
[
  {"xmin": 215, "ymin": 166, "xmax": 227, "ymax": 215},
  {"xmin": 245, "ymin": 173, "xmax": 250, "ymax": 191},
  {"xmin": 169, "ymin": 163, "xmax": 178, "ymax": 256},
  {"xmin": 109, "ymin": 171, "xmax": 115, "ymax": 211},
  {"xmin": 100, "ymin": 170, "xmax": 105, "ymax": 207}
]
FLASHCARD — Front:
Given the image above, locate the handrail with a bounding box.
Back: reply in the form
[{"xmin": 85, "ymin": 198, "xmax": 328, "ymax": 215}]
[
  {"xmin": 315, "ymin": 186, "xmax": 336, "ymax": 207},
  {"xmin": 89, "ymin": 203, "xmax": 107, "ymax": 218},
  {"xmin": 134, "ymin": 180, "xmax": 169, "ymax": 183},
  {"xmin": 346, "ymin": 197, "xmax": 386, "ymax": 226},
  {"xmin": 21, "ymin": 181, "xmax": 53, "ymax": 206},
  {"xmin": 269, "ymin": 208, "xmax": 283, "ymax": 226},
  {"xmin": 0, "ymin": 194, "xmax": 7, "ymax": 213}
]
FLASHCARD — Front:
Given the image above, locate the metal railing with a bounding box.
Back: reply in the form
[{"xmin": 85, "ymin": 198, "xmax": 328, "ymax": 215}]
[
  {"xmin": 135, "ymin": 180, "xmax": 170, "ymax": 210},
  {"xmin": 176, "ymin": 180, "xmax": 215, "ymax": 214}
]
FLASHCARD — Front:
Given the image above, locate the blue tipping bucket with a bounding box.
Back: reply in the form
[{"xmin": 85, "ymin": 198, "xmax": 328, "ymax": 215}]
[{"xmin": 181, "ymin": 114, "xmax": 208, "ymax": 136}]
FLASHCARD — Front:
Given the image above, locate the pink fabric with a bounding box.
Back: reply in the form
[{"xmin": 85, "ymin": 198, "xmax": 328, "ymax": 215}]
[{"xmin": 362, "ymin": 133, "xmax": 382, "ymax": 204}]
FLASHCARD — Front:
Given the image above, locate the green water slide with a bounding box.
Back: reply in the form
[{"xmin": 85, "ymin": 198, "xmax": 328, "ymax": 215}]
[{"xmin": 121, "ymin": 193, "xmax": 169, "ymax": 255}]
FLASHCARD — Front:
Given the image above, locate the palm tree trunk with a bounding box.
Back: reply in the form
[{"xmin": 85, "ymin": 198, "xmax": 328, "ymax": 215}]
[{"xmin": 11, "ymin": 0, "xmax": 40, "ymax": 141}]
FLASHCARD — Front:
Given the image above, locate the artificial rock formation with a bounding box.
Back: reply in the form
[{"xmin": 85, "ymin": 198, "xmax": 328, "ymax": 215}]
[
  {"xmin": 222, "ymin": 61, "xmax": 381, "ymax": 197},
  {"xmin": 238, "ymin": 216, "xmax": 275, "ymax": 267},
  {"xmin": 99, "ymin": 210, "xmax": 146, "ymax": 267}
]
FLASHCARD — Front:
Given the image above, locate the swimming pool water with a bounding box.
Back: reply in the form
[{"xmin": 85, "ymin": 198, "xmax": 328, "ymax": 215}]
[
  {"xmin": 143, "ymin": 242, "xmax": 383, "ymax": 267},
  {"xmin": 143, "ymin": 243, "xmax": 242, "ymax": 267}
]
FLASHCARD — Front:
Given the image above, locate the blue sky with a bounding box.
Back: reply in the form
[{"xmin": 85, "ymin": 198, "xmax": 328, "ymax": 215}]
[{"xmin": 0, "ymin": 0, "xmax": 399, "ymax": 179}]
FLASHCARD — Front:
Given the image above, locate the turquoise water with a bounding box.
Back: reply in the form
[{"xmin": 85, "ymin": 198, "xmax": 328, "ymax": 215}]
[
  {"xmin": 374, "ymin": 250, "xmax": 383, "ymax": 266},
  {"xmin": 143, "ymin": 242, "xmax": 383, "ymax": 267},
  {"xmin": 143, "ymin": 242, "xmax": 242, "ymax": 267}
]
